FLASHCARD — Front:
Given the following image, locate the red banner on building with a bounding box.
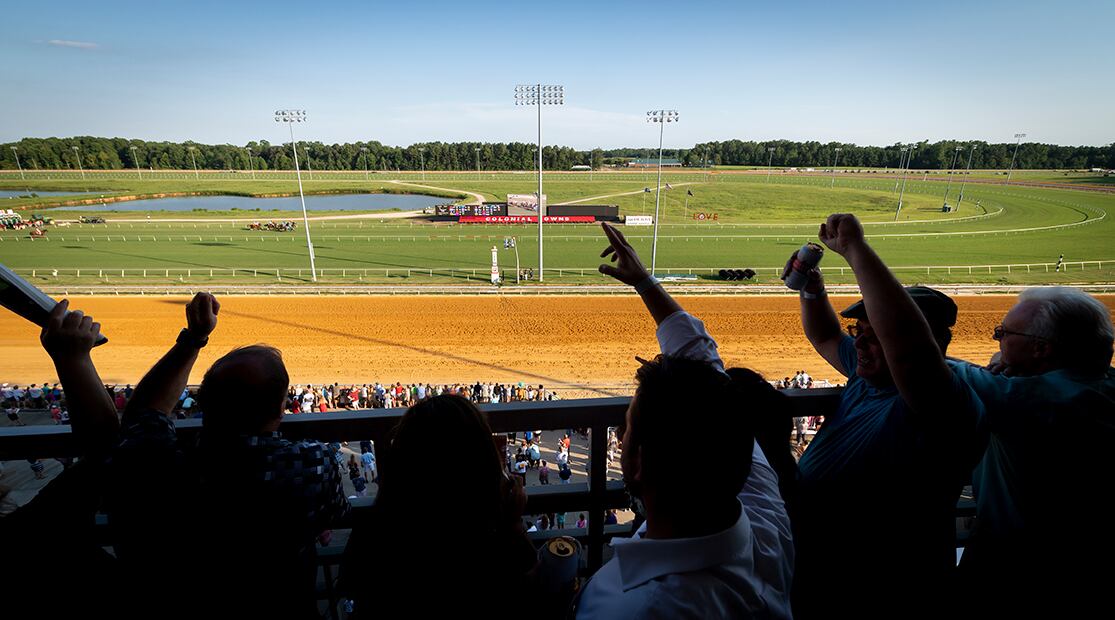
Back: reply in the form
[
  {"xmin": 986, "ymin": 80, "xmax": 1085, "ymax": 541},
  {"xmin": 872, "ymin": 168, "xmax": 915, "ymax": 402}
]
[{"xmin": 458, "ymin": 215, "xmax": 597, "ymax": 223}]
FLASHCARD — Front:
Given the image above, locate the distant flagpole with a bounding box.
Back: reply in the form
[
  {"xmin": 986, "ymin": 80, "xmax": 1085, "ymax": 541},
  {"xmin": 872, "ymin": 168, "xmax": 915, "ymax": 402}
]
[{"xmin": 684, "ymin": 189, "xmax": 691, "ymax": 219}]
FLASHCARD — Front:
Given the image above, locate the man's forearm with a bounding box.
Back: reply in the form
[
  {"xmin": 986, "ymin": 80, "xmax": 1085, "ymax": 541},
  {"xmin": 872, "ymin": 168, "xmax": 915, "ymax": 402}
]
[
  {"xmin": 51, "ymin": 354, "xmax": 119, "ymax": 452},
  {"xmin": 124, "ymin": 341, "xmax": 201, "ymax": 419},
  {"xmin": 637, "ymin": 278, "xmax": 683, "ymax": 326},
  {"xmin": 800, "ymin": 291, "xmax": 842, "ymax": 347},
  {"xmin": 844, "ymin": 242, "xmax": 949, "ymax": 402}
]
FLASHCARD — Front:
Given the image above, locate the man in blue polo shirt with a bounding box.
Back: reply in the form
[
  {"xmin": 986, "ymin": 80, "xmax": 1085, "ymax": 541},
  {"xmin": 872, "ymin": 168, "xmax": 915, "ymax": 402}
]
[
  {"xmin": 949, "ymin": 287, "xmax": 1114, "ymax": 616},
  {"xmin": 786, "ymin": 214, "xmax": 984, "ymax": 619}
]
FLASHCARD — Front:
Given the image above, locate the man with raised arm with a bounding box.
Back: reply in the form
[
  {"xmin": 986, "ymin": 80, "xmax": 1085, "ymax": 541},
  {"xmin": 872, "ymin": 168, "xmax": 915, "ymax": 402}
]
[
  {"xmin": 3, "ymin": 301, "xmax": 122, "ymax": 616},
  {"xmin": 575, "ymin": 223, "xmax": 793, "ymax": 620},
  {"xmin": 108, "ymin": 293, "xmax": 349, "ymax": 618},
  {"xmin": 786, "ymin": 214, "xmax": 984, "ymax": 618}
]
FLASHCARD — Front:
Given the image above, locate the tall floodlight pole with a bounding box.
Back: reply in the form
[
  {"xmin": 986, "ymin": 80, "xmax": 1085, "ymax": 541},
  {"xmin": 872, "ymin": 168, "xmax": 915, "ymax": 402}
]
[
  {"xmin": 275, "ymin": 109, "xmax": 317, "ymax": 282},
  {"xmin": 187, "ymin": 146, "xmax": 199, "ymax": 179},
  {"xmin": 1005, "ymin": 132, "xmax": 1026, "ymax": 185},
  {"xmin": 895, "ymin": 144, "xmax": 917, "ymax": 220},
  {"xmin": 418, "ymin": 147, "xmax": 426, "ymax": 181},
  {"xmin": 515, "ymin": 83, "xmax": 564, "ymax": 282},
  {"xmin": 10, "ymin": 147, "xmax": 25, "ymax": 180},
  {"xmin": 941, "ymin": 145, "xmax": 962, "ymax": 210},
  {"xmin": 956, "ymin": 145, "xmax": 977, "ymax": 211},
  {"xmin": 647, "ymin": 109, "xmax": 678, "ymax": 277},
  {"xmin": 766, "ymin": 147, "xmax": 775, "ymax": 183},
  {"xmin": 129, "ymin": 146, "xmax": 142, "ymax": 180},
  {"xmin": 72, "ymin": 146, "xmax": 85, "ymax": 180},
  {"xmin": 475, "ymin": 147, "xmax": 482, "ymax": 181},
  {"xmin": 303, "ymin": 145, "xmax": 313, "ymax": 181},
  {"xmin": 361, "ymin": 147, "xmax": 369, "ymax": 180},
  {"xmin": 830, "ymin": 147, "xmax": 842, "ymax": 189},
  {"xmin": 892, "ymin": 146, "xmax": 908, "ymax": 193},
  {"xmin": 246, "ymin": 147, "xmax": 256, "ymax": 180}
]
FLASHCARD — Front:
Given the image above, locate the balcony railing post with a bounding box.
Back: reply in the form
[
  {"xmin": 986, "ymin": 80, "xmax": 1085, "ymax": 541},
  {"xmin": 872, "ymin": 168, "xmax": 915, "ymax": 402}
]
[{"xmin": 588, "ymin": 421, "xmax": 609, "ymax": 572}]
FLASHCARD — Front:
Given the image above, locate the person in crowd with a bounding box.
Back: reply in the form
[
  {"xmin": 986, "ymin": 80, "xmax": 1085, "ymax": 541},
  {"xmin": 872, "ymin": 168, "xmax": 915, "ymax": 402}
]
[
  {"xmin": 558, "ymin": 461, "xmax": 572, "ymax": 484},
  {"xmin": 948, "ymin": 287, "xmax": 1115, "ymax": 616},
  {"xmin": 538, "ymin": 459, "xmax": 550, "ymax": 485},
  {"xmin": 339, "ymin": 394, "xmax": 538, "ymax": 616},
  {"xmin": 107, "ymin": 292, "xmax": 350, "ymax": 618},
  {"xmin": 781, "ymin": 213, "xmax": 984, "ymax": 619},
  {"xmin": 556, "ymin": 511, "xmax": 566, "ymax": 529},
  {"xmin": 604, "ymin": 509, "xmax": 618, "ymax": 525},
  {"xmin": 575, "ymin": 513, "xmax": 587, "ymax": 529},
  {"xmin": 360, "ymin": 445, "xmax": 377, "ymax": 483},
  {"xmin": 575, "ymin": 223, "xmax": 793, "ymax": 620}
]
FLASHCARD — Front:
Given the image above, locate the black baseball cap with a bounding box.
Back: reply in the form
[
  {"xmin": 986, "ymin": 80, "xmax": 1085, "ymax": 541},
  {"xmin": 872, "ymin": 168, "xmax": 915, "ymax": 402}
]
[{"xmin": 840, "ymin": 286, "xmax": 958, "ymax": 328}]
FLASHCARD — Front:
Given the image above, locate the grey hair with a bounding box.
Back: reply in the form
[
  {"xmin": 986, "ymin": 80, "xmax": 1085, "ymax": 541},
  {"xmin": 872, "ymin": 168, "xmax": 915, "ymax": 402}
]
[{"xmin": 1018, "ymin": 287, "xmax": 1114, "ymax": 373}]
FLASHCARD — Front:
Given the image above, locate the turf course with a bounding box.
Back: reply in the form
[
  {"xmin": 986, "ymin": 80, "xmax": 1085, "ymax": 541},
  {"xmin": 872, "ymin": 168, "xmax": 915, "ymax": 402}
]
[{"xmin": 2, "ymin": 170, "xmax": 1113, "ymax": 287}]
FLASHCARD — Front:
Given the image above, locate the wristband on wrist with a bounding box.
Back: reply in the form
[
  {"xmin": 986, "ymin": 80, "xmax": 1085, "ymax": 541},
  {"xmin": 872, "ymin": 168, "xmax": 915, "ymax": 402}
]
[
  {"xmin": 176, "ymin": 328, "xmax": 209, "ymax": 349},
  {"xmin": 634, "ymin": 275, "xmax": 660, "ymax": 295}
]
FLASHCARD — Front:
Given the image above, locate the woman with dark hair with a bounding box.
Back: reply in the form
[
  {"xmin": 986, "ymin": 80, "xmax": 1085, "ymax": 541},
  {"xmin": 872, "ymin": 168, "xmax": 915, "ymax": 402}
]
[{"xmin": 339, "ymin": 394, "xmax": 538, "ymax": 616}]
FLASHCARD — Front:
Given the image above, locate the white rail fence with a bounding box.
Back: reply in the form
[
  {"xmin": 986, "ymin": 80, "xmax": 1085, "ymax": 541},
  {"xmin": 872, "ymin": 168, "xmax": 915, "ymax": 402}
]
[{"xmin": 11, "ymin": 259, "xmax": 1115, "ymax": 282}]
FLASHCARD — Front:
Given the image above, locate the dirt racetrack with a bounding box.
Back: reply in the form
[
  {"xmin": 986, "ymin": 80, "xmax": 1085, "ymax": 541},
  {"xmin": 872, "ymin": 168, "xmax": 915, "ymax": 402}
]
[{"xmin": 3, "ymin": 295, "xmax": 1112, "ymax": 397}]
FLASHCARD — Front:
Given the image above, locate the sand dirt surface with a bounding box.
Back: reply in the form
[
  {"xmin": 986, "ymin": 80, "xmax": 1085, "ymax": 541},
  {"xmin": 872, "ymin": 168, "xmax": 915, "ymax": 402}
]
[{"xmin": 3, "ymin": 295, "xmax": 1112, "ymax": 397}]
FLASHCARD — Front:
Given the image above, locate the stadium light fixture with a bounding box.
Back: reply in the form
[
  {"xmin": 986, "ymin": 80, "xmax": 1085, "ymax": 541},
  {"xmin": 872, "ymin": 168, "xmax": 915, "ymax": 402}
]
[
  {"xmin": 274, "ymin": 108, "xmax": 317, "ymax": 282},
  {"xmin": 941, "ymin": 145, "xmax": 962, "ymax": 210},
  {"xmin": 830, "ymin": 147, "xmax": 842, "ymax": 189},
  {"xmin": 130, "ymin": 146, "xmax": 143, "ymax": 180},
  {"xmin": 514, "ymin": 83, "xmax": 564, "ymax": 282},
  {"xmin": 647, "ymin": 109, "xmax": 679, "ymax": 277},
  {"xmin": 956, "ymin": 145, "xmax": 978, "ymax": 211},
  {"xmin": 1005, "ymin": 132, "xmax": 1026, "ymax": 185},
  {"xmin": 187, "ymin": 146, "xmax": 199, "ymax": 180},
  {"xmin": 766, "ymin": 147, "xmax": 775, "ymax": 183},
  {"xmin": 10, "ymin": 146, "xmax": 24, "ymax": 181},
  {"xmin": 71, "ymin": 145, "xmax": 85, "ymax": 181},
  {"xmin": 895, "ymin": 144, "xmax": 917, "ymax": 220},
  {"xmin": 361, "ymin": 147, "xmax": 369, "ymax": 181}
]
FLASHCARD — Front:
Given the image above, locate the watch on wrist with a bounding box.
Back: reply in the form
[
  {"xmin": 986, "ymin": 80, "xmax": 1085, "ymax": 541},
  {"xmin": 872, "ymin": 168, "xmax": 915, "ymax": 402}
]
[
  {"xmin": 177, "ymin": 328, "xmax": 209, "ymax": 349},
  {"xmin": 634, "ymin": 275, "xmax": 660, "ymax": 295}
]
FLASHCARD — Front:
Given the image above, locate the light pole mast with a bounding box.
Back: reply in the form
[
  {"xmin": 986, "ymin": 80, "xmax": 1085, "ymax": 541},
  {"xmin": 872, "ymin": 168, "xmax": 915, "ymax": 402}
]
[
  {"xmin": 956, "ymin": 145, "xmax": 978, "ymax": 212},
  {"xmin": 895, "ymin": 145, "xmax": 916, "ymax": 220},
  {"xmin": 515, "ymin": 83, "xmax": 564, "ymax": 282},
  {"xmin": 647, "ymin": 109, "xmax": 678, "ymax": 277},
  {"xmin": 361, "ymin": 147, "xmax": 369, "ymax": 181},
  {"xmin": 941, "ymin": 145, "xmax": 962, "ymax": 210},
  {"xmin": 1005, "ymin": 132, "xmax": 1026, "ymax": 184},
  {"xmin": 766, "ymin": 146, "xmax": 775, "ymax": 183},
  {"xmin": 275, "ymin": 109, "xmax": 317, "ymax": 282},
  {"xmin": 187, "ymin": 146, "xmax": 199, "ymax": 179},
  {"xmin": 246, "ymin": 147, "xmax": 256, "ymax": 180},
  {"xmin": 418, "ymin": 147, "xmax": 426, "ymax": 181},
  {"xmin": 476, "ymin": 147, "xmax": 482, "ymax": 181},
  {"xmin": 10, "ymin": 146, "xmax": 24, "ymax": 180},
  {"xmin": 830, "ymin": 147, "xmax": 842, "ymax": 189},
  {"xmin": 72, "ymin": 145, "xmax": 85, "ymax": 180},
  {"xmin": 130, "ymin": 146, "xmax": 142, "ymax": 180}
]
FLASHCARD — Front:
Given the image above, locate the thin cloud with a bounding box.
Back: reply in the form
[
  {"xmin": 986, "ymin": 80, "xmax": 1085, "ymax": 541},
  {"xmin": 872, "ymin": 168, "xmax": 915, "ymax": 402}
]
[{"xmin": 47, "ymin": 39, "xmax": 99, "ymax": 50}]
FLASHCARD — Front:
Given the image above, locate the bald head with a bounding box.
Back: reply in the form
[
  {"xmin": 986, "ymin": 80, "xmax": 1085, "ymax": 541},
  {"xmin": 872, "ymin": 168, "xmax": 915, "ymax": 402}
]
[{"xmin": 198, "ymin": 345, "xmax": 290, "ymax": 434}]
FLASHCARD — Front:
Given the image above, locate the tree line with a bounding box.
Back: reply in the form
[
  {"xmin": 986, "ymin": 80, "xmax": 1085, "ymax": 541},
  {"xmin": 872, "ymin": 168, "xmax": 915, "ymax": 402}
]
[{"xmin": 2, "ymin": 136, "xmax": 1112, "ymax": 171}]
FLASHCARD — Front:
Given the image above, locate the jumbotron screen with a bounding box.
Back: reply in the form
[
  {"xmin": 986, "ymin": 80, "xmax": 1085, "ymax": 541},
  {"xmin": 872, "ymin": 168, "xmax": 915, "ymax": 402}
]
[{"xmin": 434, "ymin": 203, "xmax": 508, "ymax": 217}]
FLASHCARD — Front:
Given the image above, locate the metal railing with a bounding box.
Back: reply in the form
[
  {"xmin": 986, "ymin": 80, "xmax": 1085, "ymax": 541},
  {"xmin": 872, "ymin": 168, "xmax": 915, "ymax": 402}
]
[{"xmin": 0, "ymin": 391, "xmax": 842, "ymax": 572}]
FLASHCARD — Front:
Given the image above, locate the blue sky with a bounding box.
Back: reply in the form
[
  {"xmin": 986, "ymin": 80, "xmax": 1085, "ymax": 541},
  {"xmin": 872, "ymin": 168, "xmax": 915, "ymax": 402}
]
[{"xmin": 1, "ymin": 0, "xmax": 1112, "ymax": 149}]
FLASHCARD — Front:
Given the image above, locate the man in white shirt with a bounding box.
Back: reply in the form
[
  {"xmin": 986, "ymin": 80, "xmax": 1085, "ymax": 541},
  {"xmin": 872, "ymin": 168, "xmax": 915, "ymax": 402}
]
[{"xmin": 576, "ymin": 223, "xmax": 793, "ymax": 619}]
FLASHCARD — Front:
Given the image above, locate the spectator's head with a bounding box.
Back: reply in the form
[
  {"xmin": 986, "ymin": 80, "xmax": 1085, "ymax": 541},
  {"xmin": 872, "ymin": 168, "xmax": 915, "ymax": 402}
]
[
  {"xmin": 999, "ymin": 287, "xmax": 1114, "ymax": 376},
  {"xmin": 840, "ymin": 286, "xmax": 957, "ymax": 387},
  {"xmin": 378, "ymin": 394, "xmax": 507, "ymax": 532},
  {"xmin": 624, "ymin": 356, "xmax": 757, "ymax": 522},
  {"xmin": 198, "ymin": 345, "xmax": 289, "ymax": 435}
]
